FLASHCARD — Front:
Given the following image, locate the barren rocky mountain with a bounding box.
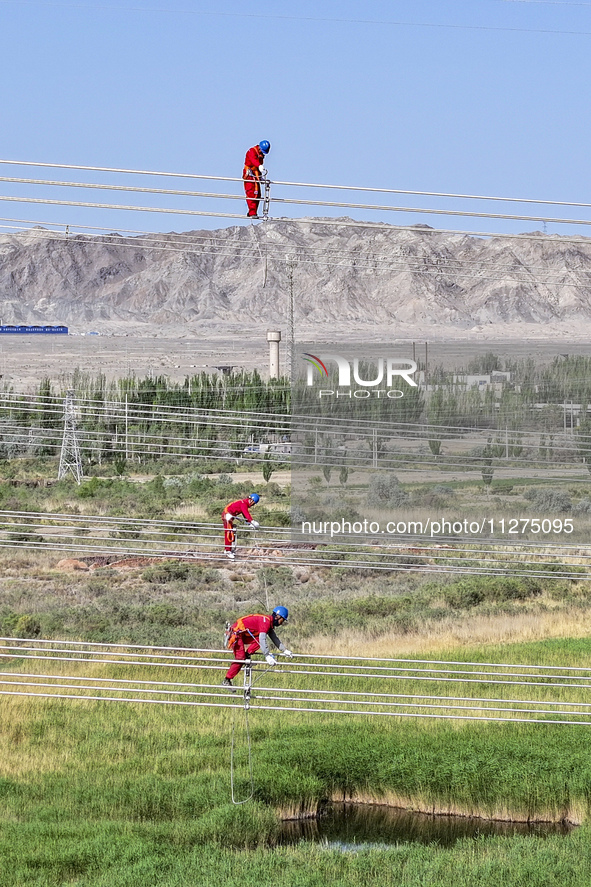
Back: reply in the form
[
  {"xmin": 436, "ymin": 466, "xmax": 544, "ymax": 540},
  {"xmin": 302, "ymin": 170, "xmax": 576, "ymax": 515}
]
[{"xmin": 1, "ymin": 219, "xmax": 591, "ymax": 336}]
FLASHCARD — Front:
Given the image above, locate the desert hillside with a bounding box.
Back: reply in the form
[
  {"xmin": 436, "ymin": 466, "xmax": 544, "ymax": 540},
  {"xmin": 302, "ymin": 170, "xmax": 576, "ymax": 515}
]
[{"xmin": 0, "ymin": 220, "xmax": 590, "ymax": 336}]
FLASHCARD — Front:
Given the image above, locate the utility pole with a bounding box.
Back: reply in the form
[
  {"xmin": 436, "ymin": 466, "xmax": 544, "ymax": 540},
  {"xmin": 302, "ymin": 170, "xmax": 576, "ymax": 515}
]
[
  {"xmin": 58, "ymin": 389, "xmax": 83, "ymax": 484},
  {"xmin": 286, "ymin": 254, "xmax": 296, "ymax": 379}
]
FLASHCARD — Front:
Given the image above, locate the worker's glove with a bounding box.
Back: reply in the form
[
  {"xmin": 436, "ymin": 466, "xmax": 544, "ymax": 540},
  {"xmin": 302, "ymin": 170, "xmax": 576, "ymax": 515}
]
[
  {"xmin": 250, "ymin": 520, "xmax": 260, "ymax": 530},
  {"xmin": 281, "ymin": 649, "xmax": 293, "ymax": 659},
  {"xmin": 259, "ymin": 166, "xmax": 268, "ymax": 176},
  {"xmin": 265, "ymin": 654, "xmax": 277, "ymax": 666}
]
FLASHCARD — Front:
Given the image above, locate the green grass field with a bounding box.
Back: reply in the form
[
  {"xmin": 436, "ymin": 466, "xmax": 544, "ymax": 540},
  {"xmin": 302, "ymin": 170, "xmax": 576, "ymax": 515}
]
[
  {"xmin": 2, "ymin": 633, "xmax": 591, "ymax": 885},
  {"xmin": 2, "ymin": 537, "xmax": 591, "ymax": 885}
]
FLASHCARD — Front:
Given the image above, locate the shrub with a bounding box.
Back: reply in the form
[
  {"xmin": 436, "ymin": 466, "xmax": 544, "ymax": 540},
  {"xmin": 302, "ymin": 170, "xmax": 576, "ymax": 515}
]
[
  {"xmin": 217, "ymin": 474, "xmax": 234, "ymax": 485},
  {"xmin": 257, "ymin": 566, "xmax": 294, "ymax": 589},
  {"xmin": 184, "ymin": 567, "xmax": 220, "ymax": 588},
  {"xmin": 492, "ymin": 480, "xmax": 514, "ymax": 494},
  {"xmin": 76, "ymin": 476, "xmax": 105, "ymax": 498},
  {"xmin": 367, "ymin": 474, "xmax": 408, "ymax": 507},
  {"xmin": 257, "ymin": 508, "xmax": 291, "ymax": 527},
  {"xmin": 16, "ymin": 614, "xmax": 41, "ymax": 636},
  {"xmin": 524, "ymin": 487, "xmax": 572, "ymax": 513},
  {"xmin": 84, "ymin": 577, "xmax": 111, "ymax": 596},
  {"xmin": 7, "ymin": 532, "xmax": 44, "ymax": 544},
  {"xmin": 412, "ymin": 488, "xmax": 450, "ymax": 508},
  {"xmin": 144, "ymin": 603, "xmax": 186, "ymax": 626},
  {"xmin": 0, "ymin": 609, "xmax": 42, "ymax": 637},
  {"xmin": 142, "ymin": 560, "xmax": 190, "ymax": 584},
  {"xmin": 574, "ymin": 498, "xmax": 591, "ymax": 514},
  {"xmin": 264, "ymin": 482, "xmax": 284, "ymax": 498},
  {"xmin": 290, "ymin": 505, "xmax": 307, "ymax": 524},
  {"xmin": 443, "ymin": 577, "xmax": 543, "ymax": 610},
  {"xmin": 205, "ymin": 500, "xmax": 227, "ymax": 518},
  {"xmin": 443, "ymin": 582, "xmax": 485, "ymax": 609},
  {"xmin": 163, "ymin": 477, "xmax": 183, "ymax": 490}
]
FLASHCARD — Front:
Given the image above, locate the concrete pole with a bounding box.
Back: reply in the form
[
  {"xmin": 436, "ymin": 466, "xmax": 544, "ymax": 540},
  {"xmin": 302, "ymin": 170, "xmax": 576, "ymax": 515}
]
[{"xmin": 267, "ymin": 330, "xmax": 281, "ymax": 379}]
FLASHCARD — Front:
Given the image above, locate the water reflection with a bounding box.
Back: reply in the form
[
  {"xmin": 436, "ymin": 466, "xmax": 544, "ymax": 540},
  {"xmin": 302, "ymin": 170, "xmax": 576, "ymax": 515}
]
[{"xmin": 279, "ymin": 802, "xmax": 574, "ymax": 849}]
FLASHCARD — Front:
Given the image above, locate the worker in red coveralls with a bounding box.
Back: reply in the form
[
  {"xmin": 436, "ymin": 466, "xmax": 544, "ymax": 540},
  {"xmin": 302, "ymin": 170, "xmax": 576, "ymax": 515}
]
[
  {"xmin": 222, "ymin": 493, "xmax": 261, "ymax": 560},
  {"xmin": 243, "ymin": 140, "xmax": 270, "ymax": 218},
  {"xmin": 222, "ymin": 606, "xmax": 293, "ymax": 691}
]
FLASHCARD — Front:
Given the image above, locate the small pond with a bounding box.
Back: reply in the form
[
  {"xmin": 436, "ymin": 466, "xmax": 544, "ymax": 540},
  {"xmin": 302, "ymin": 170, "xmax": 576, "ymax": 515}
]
[{"xmin": 279, "ymin": 802, "xmax": 575, "ymax": 849}]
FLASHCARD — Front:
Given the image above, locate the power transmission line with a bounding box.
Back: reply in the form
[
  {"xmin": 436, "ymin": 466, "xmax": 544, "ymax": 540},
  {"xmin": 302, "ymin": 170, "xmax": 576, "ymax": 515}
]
[
  {"xmin": 3, "ymin": 637, "xmax": 591, "ymax": 725},
  {"xmin": 0, "ymin": 505, "xmax": 587, "ymax": 580},
  {"xmin": 2, "ymin": 158, "xmax": 591, "ymax": 212},
  {"xmin": 7, "ymin": 188, "xmax": 591, "ymax": 230},
  {"xmin": 1, "ymin": 1, "xmax": 591, "ymax": 37}
]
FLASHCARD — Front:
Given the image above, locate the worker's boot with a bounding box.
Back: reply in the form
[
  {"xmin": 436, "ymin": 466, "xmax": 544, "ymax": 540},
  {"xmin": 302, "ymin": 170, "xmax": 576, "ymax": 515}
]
[{"xmin": 222, "ymin": 678, "xmax": 236, "ymax": 693}]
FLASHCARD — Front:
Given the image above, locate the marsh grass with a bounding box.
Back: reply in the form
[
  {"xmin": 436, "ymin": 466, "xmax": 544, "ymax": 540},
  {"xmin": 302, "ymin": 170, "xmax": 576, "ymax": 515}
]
[
  {"xmin": 0, "ymin": 822, "xmax": 588, "ymax": 887},
  {"xmin": 3, "ymin": 633, "xmax": 591, "ymax": 818},
  {"xmin": 2, "ymin": 635, "xmax": 591, "ymax": 884}
]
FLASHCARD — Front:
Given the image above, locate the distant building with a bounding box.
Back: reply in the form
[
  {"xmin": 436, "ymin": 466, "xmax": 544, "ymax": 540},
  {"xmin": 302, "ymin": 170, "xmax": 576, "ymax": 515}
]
[
  {"xmin": 452, "ymin": 371, "xmax": 512, "ymax": 392},
  {"xmin": 0, "ymin": 325, "xmax": 68, "ymax": 334}
]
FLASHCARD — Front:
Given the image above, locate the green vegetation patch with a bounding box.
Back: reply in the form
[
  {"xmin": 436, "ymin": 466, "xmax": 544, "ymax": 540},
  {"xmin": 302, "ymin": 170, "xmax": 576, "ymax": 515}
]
[{"xmin": 3, "ymin": 630, "xmax": 591, "ymax": 885}]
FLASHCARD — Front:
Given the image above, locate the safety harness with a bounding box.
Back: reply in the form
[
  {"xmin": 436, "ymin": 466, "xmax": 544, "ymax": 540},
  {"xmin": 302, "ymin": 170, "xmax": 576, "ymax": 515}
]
[{"xmin": 224, "ymin": 614, "xmax": 268, "ymax": 650}]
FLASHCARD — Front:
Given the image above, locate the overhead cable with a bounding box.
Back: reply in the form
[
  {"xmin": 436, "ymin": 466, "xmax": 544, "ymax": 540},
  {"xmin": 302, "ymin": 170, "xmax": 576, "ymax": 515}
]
[
  {"xmin": 2, "ymin": 687, "xmax": 590, "ymax": 725},
  {"xmin": 2, "ymin": 157, "xmax": 591, "ymax": 212},
  {"xmin": 3, "ymin": 636, "xmax": 591, "ymax": 725},
  {"xmin": 0, "ymin": 194, "xmax": 246, "ymax": 220},
  {"xmin": 6, "ymin": 636, "xmax": 591, "ymax": 679},
  {"xmin": 5, "ymin": 176, "xmax": 591, "ymax": 229},
  {"xmin": 0, "ymin": 513, "xmax": 586, "ymax": 580},
  {"xmin": 5, "ymin": 210, "xmax": 591, "ymax": 255}
]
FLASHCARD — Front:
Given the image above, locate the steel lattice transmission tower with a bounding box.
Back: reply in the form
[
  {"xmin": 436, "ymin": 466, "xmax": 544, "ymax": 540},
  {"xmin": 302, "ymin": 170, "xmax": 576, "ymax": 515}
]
[{"xmin": 58, "ymin": 389, "xmax": 83, "ymax": 484}]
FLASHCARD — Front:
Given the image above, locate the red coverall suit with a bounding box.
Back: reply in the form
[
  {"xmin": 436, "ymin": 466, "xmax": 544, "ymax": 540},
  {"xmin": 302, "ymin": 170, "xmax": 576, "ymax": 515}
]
[
  {"xmin": 222, "ymin": 497, "xmax": 255, "ymax": 553},
  {"xmin": 243, "ymin": 145, "xmax": 265, "ymax": 217},
  {"xmin": 225, "ymin": 613, "xmax": 278, "ymax": 680}
]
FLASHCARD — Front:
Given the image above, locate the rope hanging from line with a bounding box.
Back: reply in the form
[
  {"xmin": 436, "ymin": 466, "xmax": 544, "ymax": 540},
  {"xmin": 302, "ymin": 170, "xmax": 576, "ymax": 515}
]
[
  {"xmin": 249, "ymin": 222, "xmax": 267, "ymax": 288},
  {"xmin": 230, "ymin": 660, "xmax": 255, "ymax": 805}
]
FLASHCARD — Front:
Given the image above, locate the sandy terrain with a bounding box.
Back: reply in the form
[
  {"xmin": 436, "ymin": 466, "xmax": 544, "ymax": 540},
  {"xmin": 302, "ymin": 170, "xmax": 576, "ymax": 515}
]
[{"xmin": 2, "ymin": 320, "xmax": 591, "ymax": 391}]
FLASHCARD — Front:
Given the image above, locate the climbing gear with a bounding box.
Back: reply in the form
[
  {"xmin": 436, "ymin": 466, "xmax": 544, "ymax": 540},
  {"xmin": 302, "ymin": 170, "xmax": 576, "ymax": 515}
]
[
  {"xmin": 259, "ymin": 140, "xmax": 270, "ymax": 154},
  {"xmin": 272, "ymin": 606, "xmax": 289, "ymax": 624},
  {"xmin": 262, "ymin": 176, "xmax": 271, "ymax": 220}
]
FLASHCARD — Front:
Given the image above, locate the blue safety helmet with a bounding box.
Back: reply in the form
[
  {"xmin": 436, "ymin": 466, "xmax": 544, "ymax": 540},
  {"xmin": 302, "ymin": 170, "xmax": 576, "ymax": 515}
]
[
  {"xmin": 248, "ymin": 493, "xmax": 260, "ymax": 504},
  {"xmin": 259, "ymin": 140, "xmax": 271, "ymax": 154},
  {"xmin": 273, "ymin": 606, "xmax": 289, "ymax": 624}
]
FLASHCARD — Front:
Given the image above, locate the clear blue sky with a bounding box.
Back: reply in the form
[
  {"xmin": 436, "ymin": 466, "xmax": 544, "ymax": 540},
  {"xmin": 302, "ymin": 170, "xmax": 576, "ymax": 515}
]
[{"xmin": 2, "ymin": 0, "xmax": 591, "ymax": 236}]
